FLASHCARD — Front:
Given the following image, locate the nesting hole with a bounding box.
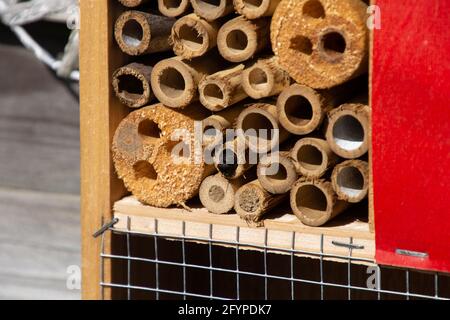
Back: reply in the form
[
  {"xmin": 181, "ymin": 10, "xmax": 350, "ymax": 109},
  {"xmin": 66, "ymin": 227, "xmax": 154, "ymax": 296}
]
[
  {"xmin": 284, "ymin": 95, "xmax": 314, "ymax": 126},
  {"xmin": 133, "ymin": 161, "xmax": 158, "ymax": 181},
  {"xmin": 295, "ymin": 185, "xmax": 328, "ymax": 218},
  {"xmin": 265, "ymin": 163, "xmax": 288, "ymax": 182},
  {"xmin": 241, "ymin": 113, "xmax": 275, "ymax": 147},
  {"xmin": 179, "ymin": 24, "xmax": 204, "ymax": 51},
  {"xmin": 138, "ymin": 119, "xmax": 161, "ymax": 142},
  {"xmin": 194, "ymin": 0, "xmax": 221, "ymax": 11},
  {"xmin": 122, "ymin": 19, "xmax": 143, "ymax": 47},
  {"xmin": 337, "ymin": 166, "xmax": 365, "ymax": 198},
  {"xmin": 159, "ymin": 67, "xmax": 186, "ymax": 99},
  {"xmin": 290, "ymin": 36, "xmax": 313, "ymax": 55},
  {"xmin": 332, "ymin": 115, "xmax": 364, "ymax": 151},
  {"xmin": 217, "ymin": 148, "xmax": 239, "ymax": 178},
  {"xmin": 297, "ymin": 145, "xmax": 324, "ymax": 171},
  {"xmin": 303, "ymin": 0, "xmax": 325, "ymax": 18},
  {"xmin": 209, "ymin": 185, "xmax": 225, "ymax": 202},
  {"xmin": 321, "ymin": 31, "xmax": 346, "ymax": 60},
  {"xmin": 248, "ymin": 67, "xmax": 269, "ymax": 91},
  {"xmin": 226, "ymin": 29, "xmax": 249, "ymax": 53},
  {"xmin": 243, "ymin": 0, "xmax": 263, "ymax": 9},
  {"xmin": 117, "ymin": 74, "xmax": 144, "ymax": 98},
  {"xmin": 163, "ymin": 0, "xmax": 183, "ymax": 9},
  {"xmin": 203, "ymin": 83, "xmax": 225, "ymax": 105}
]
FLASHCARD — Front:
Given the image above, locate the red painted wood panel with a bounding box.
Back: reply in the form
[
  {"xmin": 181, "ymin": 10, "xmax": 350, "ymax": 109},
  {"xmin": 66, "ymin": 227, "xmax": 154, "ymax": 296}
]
[{"xmin": 372, "ymin": 0, "xmax": 450, "ymax": 273}]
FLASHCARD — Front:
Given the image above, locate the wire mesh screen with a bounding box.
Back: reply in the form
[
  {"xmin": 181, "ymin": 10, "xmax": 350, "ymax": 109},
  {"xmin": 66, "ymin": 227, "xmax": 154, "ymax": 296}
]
[{"xmin": 99, "ymin": 219, "xmax": 450, "ymax": 300}]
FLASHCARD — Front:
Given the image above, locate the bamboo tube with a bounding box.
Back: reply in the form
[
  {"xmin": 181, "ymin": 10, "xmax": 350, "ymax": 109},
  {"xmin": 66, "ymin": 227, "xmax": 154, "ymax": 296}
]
[
  {"xmin": 171, "ymin": 13, "xmax": 219, "ymax": 59},
  {"xmin": 199, "ymin": 64, "xmax": 248, "ymax": 111},
  {"xmin": 202, "ymin": 103, "xmax": 247, "ymax": 147},
  {"xmin": 234, "ymin": 0, "xmax": 281, "ymax": 19},
  {"xmin": 236, "ymin": 102, "xmax": 290, "ymax": 153},
  {"xmin": 115, "ymin": 11, "xmax": 175, "ymax": 56},
  {"xmin": 325, "ymin": 103, "xmax": 370, "ymax": 159},
  {"xmin": 290, "ymin": 178, "xmax": 348, "ymax": 227},
  {"xmin": 242, "ymin": 56, "xmax": 290, "ymax": 99},
  {"xmin": 150, "ymin": 54, "xmax": 223, "ymax": 108},
  {"xmin": 332, "ymin": 159, "xmax": 369, "ymax": 203},
  {"xmin": 190, "ymin": 0, "xmax": 234, "ymax": 21},
  {"xmin": 214, "ymin": 138, "xmax": 253, "ymax": 179},
  {"xmin": 112, "ymin": 63, "xmax": 153, "ymax": 108},
  {"xmin": 158, "ymin": 0, "xmax": 191, "ymax": 17},
  {"xmin": 257, "ymin": 151, "xmax": 297, "ymax": 194},
  {"xmin": 112, "ymin": 103, "xmax": 214, "ymax": 208},
  {"xmin": 200, "ymin": 173, "xmax": 251, "ymax": 214},
  {"xmin": 235, "ymin": 180, "xmax": 287, "ymax": 225},
  {"xmin": 119, "ymin": 0, "xmax": 149, "ymax": 7},
  {"xmin": 217, "ymin": 16, "xmax": 271, "ymax": 63},
  {"xmin": 291, "ymin": 137, "xmax": 339, "ymax": 178},
  {"xmin": 271, "ymin": 0, "xmax": 369, "ymax": 89}
]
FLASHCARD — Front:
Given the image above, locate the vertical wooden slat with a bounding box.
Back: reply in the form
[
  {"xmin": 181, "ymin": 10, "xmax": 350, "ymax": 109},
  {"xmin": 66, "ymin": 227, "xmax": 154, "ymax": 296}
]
[{"xmin": 80, "ymin": 0, "xmax": 127, "ymax": 300}]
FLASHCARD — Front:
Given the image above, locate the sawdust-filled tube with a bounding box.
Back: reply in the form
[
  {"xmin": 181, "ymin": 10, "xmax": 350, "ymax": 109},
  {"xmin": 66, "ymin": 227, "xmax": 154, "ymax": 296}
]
[
  {"xmin": 234, "ymin": 0, "xmax": 281, "ymax": 19},
  {"xmin": 112, "ymin": 103, "xmax": 214, "ymax": 208},
  {"xmin": 202, "ymin": 103, "xmax": 247, "ymax": 147},
  {"xmin": 325, "ymin": 103, "xmax": 370, "ymax": 159},
  {"xmin": 290, "ymin": 178, "xmax": 348, "ymax": 227},
  {"xmin": 158, "ymin": 0, "xmax": 191, "ymax": 17},
  {"xmin": 171, "ymin": 13, "xmax": 219, "ymax": 59},
  {"xmin": 242, "ymin": 56, "xmax": 290, "ymax": 99},
  {"xmin": 199, "ymin": 64, "xmax": 248, "ymax": 111},
  {"xmin": 112, "ymin": 63, "xmax": 153, "ymax": 108},
  {"xmin": 119, "ymin": 0, "xmax": 149, "ymax": 7},
  {"xmin": 257, "ymin": 151, "xmax": 297, "ymax": 194},
  {"xmin": 271, "ymin": 0, "xmax": 369, "ymax": 89},
  {"xmin": 236, "ymin": 103, "xmax": 290, "ymax": 153},
  {"xmin": 291, "ymin": 137, "xmax": 339, "ymax": 178},
  {"xmin": 151, "ymin": 54, "xmax": 223, "ymax": 108},
  {"xmin": 235, "ymin": 180, "xmax": 287, "ymax": 225},
  {"xmin": 200, "ymin": 173, "xmax": 251, "ymax": 214},
  {"xmin": 190, "ymin": 0, "xmax": 234, "ymax": 21},
  {"xmin": 332, "ymin": 159, "xmax": 369, "ymax": 203},
  {"xmin": 217, "ymin": 16, "xmax": 271, "ymax": 63},
  {"xmin": 114, "ymin": 11, "xmax": 175, "ymax": 56}
]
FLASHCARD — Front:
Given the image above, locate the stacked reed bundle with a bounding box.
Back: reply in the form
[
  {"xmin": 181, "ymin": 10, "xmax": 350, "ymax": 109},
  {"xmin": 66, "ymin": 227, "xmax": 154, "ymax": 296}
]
[{"xmin": 111, "ymin": 0, "xmax": 371, "ymax": 227}]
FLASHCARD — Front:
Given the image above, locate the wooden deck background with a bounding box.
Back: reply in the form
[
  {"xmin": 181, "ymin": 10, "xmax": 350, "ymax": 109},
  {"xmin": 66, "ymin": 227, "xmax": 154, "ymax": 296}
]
[{"xmin": 0, "ymin": 23, "xmax": 80, "ymax": 299}]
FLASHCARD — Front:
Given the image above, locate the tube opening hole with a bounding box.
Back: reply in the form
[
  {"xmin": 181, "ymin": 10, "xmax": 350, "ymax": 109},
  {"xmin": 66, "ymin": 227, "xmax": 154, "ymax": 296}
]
[
  {"xmin": 159, "ymin": 67, "xmax": 186, "ymax": 99},
  {"xmin": 303, "ymin": 0, "xmax": 325, "ymax": 18},
  {"xmin": 194, "ymin": 0, "xmax": 221, "ymax": 11},
  {"xmin": 179, "ymin": 24, "xmax": 204, "ymax": 50},
  {"xmin": 226, "ymin": 29, "xmax": 249, "ymax": 53},
  {"xmin": 133, "ymin": 161, "xmax": 158, "ymax": 181},
  {"xmin": 243, "ymin": 0, "xmax": 263, "ymax": 9},
  {"xmin": 321, "ymin": 31, "xmax": 346, "ymax": 60},
  {"xmin": 297, "ymin": 145, "xmax": 323, "ymax": 171},
  {"xmin": 296, "ymin": 185, "xmax": 328, "ymax": 218},
  {"xmin": 122, "ymin": 19, "xmax": 143, "ymax": 47},
  {"xmin": 163, "ymin": 0, "xmax": 182, "ymax": 9},
  {"xmin": 241, "ymin": 113, "xmax": 275, "ymax": 147},
  {"xmin": 138, "ymin": 119, "xmax": 161, "ymax": 141},
  {"xmin": 203, "ymin": 83, "xmax": 225, "ymax": 104},
  {"xmin": 248, "ymin": 67, "xmax": 269, "ymax": 91},
  {"xmin": 218, "ymin": 148, "xmax": 239, "ymax": 178},
  {"xmin": 266, "ymin": 163, "xmax": 288, "ymax": 182},
  {"xmin": 290, "ymin": 36, "xmax": 313, "ymax": 55},
  {"xmin": 118, "ymin": 74, "xmax": 144, "ymax": 98},
  {"xmin": 284, "ymin": 95, "xmax": 313, "ymax": 126},
  {"xmin": 209, "ymin": 185, "xmax": 225, "ymax": 202},
  {"xmin": 333, "ymin": 115, "xmax": 364, "ymax": 151},
  {"xmin": 337, "ymin": 166, "xmax": 364, "ymax": 197}
]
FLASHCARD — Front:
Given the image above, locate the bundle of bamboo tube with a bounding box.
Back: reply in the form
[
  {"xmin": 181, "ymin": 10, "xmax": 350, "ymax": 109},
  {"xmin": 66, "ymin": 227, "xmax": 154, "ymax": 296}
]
[{"xmin": 110, "ymin": 0, "xmax": 371, "ymax": 227}]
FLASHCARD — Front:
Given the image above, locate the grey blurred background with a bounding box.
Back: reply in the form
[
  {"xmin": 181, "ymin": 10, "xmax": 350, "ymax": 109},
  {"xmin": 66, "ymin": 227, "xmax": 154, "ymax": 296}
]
[{"xmin": 0, "ymin": 1, "xmax": 80, "ymax": 299}]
